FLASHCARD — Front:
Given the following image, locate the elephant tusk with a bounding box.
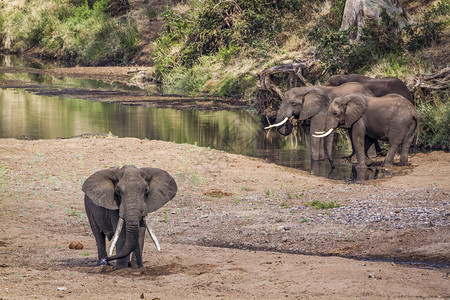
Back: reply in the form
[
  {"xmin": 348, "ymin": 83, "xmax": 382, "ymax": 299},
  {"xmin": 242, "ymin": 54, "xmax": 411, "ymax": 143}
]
[
  {"xmin": 264, "ymin": 117, "xmax": 289, "ymax": 130},
  {"xmin": 145, "ymin": 216, "xmax": 161, "ymax": 252},
  {"xmin": 109, "ymin": 217, "xmax": 124, "ymax": 256},
  {"xmin": 312, "ymin": 128, "xmax": 334, "ymax": 138}
]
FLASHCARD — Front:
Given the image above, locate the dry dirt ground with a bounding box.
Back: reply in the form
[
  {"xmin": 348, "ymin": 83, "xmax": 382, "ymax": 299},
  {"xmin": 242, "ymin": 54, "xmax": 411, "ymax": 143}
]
[
  {"xmin": 0, "ymin": 66, "xmax": 449, "ymax": 299},
  {"xmin": 0, "ymin": 138, "xmax": 449, "ymax": 300}
]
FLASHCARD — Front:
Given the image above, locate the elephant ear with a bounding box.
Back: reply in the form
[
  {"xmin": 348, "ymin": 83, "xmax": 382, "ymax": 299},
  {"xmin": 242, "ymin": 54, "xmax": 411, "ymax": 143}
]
[
  {"xmin": 141, "ymin": 168, "xmax": 177, "ymax": 213},
  {"xmin": 343, "ymin": 94, "xmax": 368, "ymax": 127},
  {"xmin": 82, "ymin": 167, "xmax": 119, "ymax": 210},
  {"xmin": 299, "ymin": 88, "xmax": 328, "ymax": 120}
]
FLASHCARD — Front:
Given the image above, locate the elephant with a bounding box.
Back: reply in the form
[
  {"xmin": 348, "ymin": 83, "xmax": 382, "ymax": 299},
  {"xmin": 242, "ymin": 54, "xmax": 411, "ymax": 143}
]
[
  {"xmin": 265, "ymin": 82, "xmax": 373, "ymax": 163},
  {"xmin": 82, "ymin": 165, "xmax": 177, "ymax": 269},
  {"xmin": 325, "ymin": 74, "xmax": 414, "ymax": 104},
  {"xmin": 313, "ymin": 93, "xmax": 419, "ymax": 168}
]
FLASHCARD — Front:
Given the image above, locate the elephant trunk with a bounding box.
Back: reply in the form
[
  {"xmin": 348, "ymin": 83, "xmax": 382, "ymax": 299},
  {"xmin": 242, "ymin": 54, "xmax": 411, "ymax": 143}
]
[
  {"xmin": 275, "ymin": 114, "xmax": 293, "ymax": 136},
  {"xmin": 106, "ymin": 220, "xmax": 139, "ymax": 262},
  {"xmin": 325, "ymin": 131, "xmax": 335, "ymax": 168},
  {"xmin": 106, "ymin": 200, "xmax": 142, "ymax": 262},
  {"xmin": 323, "ymin": 116, "xmax": 340, "ymax": 168}
]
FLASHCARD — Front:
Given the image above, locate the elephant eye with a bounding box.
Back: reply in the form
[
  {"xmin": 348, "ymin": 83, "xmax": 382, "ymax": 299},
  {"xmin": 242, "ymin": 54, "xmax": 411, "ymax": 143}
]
[
  {"xmin": 144, "ymin": 186, "xmax": 150, "ymax": 195},
  {"xmin": 115, "ymin": 186, "xmax": 122, "ymax": 195}
]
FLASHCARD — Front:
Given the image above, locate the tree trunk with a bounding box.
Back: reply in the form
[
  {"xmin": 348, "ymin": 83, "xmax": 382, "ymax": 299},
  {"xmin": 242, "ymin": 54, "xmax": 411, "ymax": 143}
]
[{"xmin": 340, "ymin": 0, "xmax": 411, "ymax": 39}]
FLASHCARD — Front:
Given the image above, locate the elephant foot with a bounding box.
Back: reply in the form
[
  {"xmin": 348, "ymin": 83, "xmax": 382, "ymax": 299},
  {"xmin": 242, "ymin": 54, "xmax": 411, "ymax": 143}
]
[
  {"xmin": 382, "ymin": 162, "xmax": 394, "ymax": 168},
  {"xmin": 97, "ymin": 258, "xmax": 110, "ymax": 266},
  {"xmin": 398, "ymin": 158, "xmax": 409, "ymax": 166},
  {"xmin": 130, "ymin": 261, "xmax": 143, "ymax": 269},
  {"xmin": 115, "ymin": 262, "xmax": 129, "ymax": 269},
  {"xmin": 311, "ymin": 157, "xmax": 325, "ymax": 162}
]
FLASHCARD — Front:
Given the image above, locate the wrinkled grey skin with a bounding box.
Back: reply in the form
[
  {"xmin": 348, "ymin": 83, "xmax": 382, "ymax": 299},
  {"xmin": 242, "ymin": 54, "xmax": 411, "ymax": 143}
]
[
  {"xmin": 83, "ymin": 165, "xmax": 177, "ymax": 269},
  {"xmin": 325, "ymin": 74, "xmax": 414, "ymax": 104},
  {"xmin": 322, "ymin": 93, "xmax": 419, "ymax": 168},
  {"xmin": 274, "ymin": 82, "xmax": 373, "ymax": 162}
]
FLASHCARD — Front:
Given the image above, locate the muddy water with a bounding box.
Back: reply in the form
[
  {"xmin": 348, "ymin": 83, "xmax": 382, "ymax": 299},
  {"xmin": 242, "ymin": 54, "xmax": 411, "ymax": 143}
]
[{"xmin": 0, "ymin": 87, "xmax": 371, "ymax": 180}]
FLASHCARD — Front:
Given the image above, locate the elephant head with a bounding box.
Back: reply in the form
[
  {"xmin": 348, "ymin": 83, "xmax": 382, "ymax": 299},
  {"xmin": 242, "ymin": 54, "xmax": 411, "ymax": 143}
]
[
  {"xmin": 267, "ymin": 86, "xmax": 329, "ymax": 135},
  {"xmin": 82, "ymin": 165, "xmax": 177, "ymax": 263},
  {"xmin": 313, "ymin": 93, "xmax": 368, "ymax": 164}
]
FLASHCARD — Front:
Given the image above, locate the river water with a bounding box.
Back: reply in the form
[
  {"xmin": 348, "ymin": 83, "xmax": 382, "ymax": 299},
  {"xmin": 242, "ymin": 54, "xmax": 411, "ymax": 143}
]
[{"xmin": 0, "ymin": 61, "xmax": 372, "ymax": 181}]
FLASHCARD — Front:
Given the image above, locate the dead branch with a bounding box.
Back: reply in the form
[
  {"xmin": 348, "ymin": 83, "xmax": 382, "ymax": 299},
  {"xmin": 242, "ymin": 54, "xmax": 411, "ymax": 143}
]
[
  {"xmin": 254, "ymin": 60, "xmax": 317, "ymax": 118},
  {"xmin": 415, "ymin": 67, "xmax": 450, "ymax": 90},
  {"xmin": 258, "ymin": 62, "xmax": 313, "ymax": 98}
]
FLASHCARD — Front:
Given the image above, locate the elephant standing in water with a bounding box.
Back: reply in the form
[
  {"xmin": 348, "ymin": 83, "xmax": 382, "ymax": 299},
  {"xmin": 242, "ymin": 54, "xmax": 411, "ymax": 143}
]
[
  {"xmin": 83, "ymin": 165, "xmax": 177, "ymax": 269},
  {"xmin": 265, "ymin": 82, "xmax": 373, "ymax": 164},
  {"xmin": 314, "ymin": 93, "xmax": 419, "ymax": 168},
  {"xmin": 325, "ymin": 74, "xmax": 414, "ymax": 104}
]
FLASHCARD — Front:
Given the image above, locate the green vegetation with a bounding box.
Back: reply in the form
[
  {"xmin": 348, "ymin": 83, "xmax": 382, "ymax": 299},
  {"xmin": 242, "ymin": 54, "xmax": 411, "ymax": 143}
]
[
  {"xmin": 305, "ymin": 200, "xmax": 341, "ymax": 209},
  {"xmin": 152, "ymin": 0, "xmax": 307, "ymax": 95},
  {"xmin": 417, "ymin": 95, "xmax": 450, "ymax": 150},
  {"xmin": 0, "ymin": 0, "xmax": 448, "ymax": 149},
  {"xmin": 0, "ymin": 0, "xmax": 139, "ymax": 65}
]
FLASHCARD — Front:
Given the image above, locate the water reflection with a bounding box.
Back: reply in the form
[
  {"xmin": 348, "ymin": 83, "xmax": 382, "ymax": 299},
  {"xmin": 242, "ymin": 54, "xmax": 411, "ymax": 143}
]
[
  {"xmin": 0, "ymin": 88, "xmax": 359, "ymax": 180},
  {"xmin": 0, "ymin": 71, "xmax": 142, "ymax": 91}
]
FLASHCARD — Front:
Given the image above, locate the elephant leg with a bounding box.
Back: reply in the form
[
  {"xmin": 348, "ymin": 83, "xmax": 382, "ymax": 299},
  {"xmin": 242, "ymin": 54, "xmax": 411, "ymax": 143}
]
[
  {"xmin": 94, "ymin": 233, "xmax": 108, "ymax": 265},
  {"xmin": 310, "ymin": 113, "xmax": 326, "ymax": 161},
  {"xmin": 364, "ymin": 136, "xmax": 376, "ymax": 166},
  {"xmin": 115, "ymin": 227, "xmax": 129, "ymax": 269},
  {"xmin": 84, "ymin": 196, "xmax": 109, "ymax": 265},
  {"xmin": 383, "ymin": 143, "xmax": 399, "ymax": 167},
  {"xmin": 352, "ymin": 121, "xmax": 367, "ymax": 168},
  {"xmin": 399, "ymin": 128, "xmax": 415, "ymax": 166},
  {"xmin": 130, "ymin": 226, "xmax": 146, "ymax": 269},
  {"xmin": 342, "ymin": 128, "xmax": 355, "ymax": 161}
]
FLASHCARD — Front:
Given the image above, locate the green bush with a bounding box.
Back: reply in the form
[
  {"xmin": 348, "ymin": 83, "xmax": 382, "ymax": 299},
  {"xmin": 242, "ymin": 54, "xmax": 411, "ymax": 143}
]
[
  {"xmin": 154, "ymin": 0, "xmax": 306, "ymax": 75},
  {"xmin": 404, "ymin": 0, "xmax": 450, "ymax": 51},
  {"xmin": 417, "ymin": 95, "xmax": 450, "ymax": 150},
  {"xmin": 0, "ymin": 0, "xmax": 139, "ymax": 65},
  {"xmin": 308, "ymin": 9, "xmax": 403, "ymax": 73}
]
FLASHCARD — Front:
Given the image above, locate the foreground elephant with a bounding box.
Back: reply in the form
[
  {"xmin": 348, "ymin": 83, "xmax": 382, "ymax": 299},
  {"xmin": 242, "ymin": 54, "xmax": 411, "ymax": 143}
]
[
  {"xmin": 314, "ymin": 93, "xmax": 419, "ymax": 168},
  {"xmin": 325, "ymin": 74, "xmax": 414, "ymax": 103},
  {"xmin": 83, "ymin": 165, "xmax": 177, "ymax": 269},
  {"xmin": 265, "ymin": 82, "xmax": 373, "ymax": 162}
]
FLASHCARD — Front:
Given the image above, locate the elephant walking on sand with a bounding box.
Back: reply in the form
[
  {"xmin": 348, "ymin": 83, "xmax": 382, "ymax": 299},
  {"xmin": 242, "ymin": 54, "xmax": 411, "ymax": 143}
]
[
  {"xmin": 83, "ymin": 165, "xmax": 177, "ymax": 269},
  {"xmin": 325, "ymin": 74, "xmax": 414, "ymax": 104},
  {"xmin": 313, "ymin": 93, "xmax": 419, "ymax": 168},
  {"xmin": 265, "ymin": 82, "xmax": 373, "ymax": 163}
]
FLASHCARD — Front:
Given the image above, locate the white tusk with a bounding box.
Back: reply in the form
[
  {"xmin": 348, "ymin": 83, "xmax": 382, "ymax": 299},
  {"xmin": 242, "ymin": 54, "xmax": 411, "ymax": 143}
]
[
  {"xmin": 312, "ymin": 128, "xmax": 334, "ymax": 138},
  {"xmin": 264, "ymin": 117, "xmax": 289, "ymax": 129},
  {"xmin": 109, "ymin": 217, "xmax": 124, "ymax": 256},
  {"xmin": 145, "ymin": 216, "xmax": 161, "ymax": 252}
]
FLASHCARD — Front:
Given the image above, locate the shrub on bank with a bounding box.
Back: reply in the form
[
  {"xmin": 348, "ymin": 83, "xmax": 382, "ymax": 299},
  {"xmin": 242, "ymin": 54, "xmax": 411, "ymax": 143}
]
[
  {"xmin": 417, "ymin": 96, "xmax": 450, "ymax": 150},
  {"xmin": 0, "ymin": 0, "xmax": 139, "ymax": 65}
]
